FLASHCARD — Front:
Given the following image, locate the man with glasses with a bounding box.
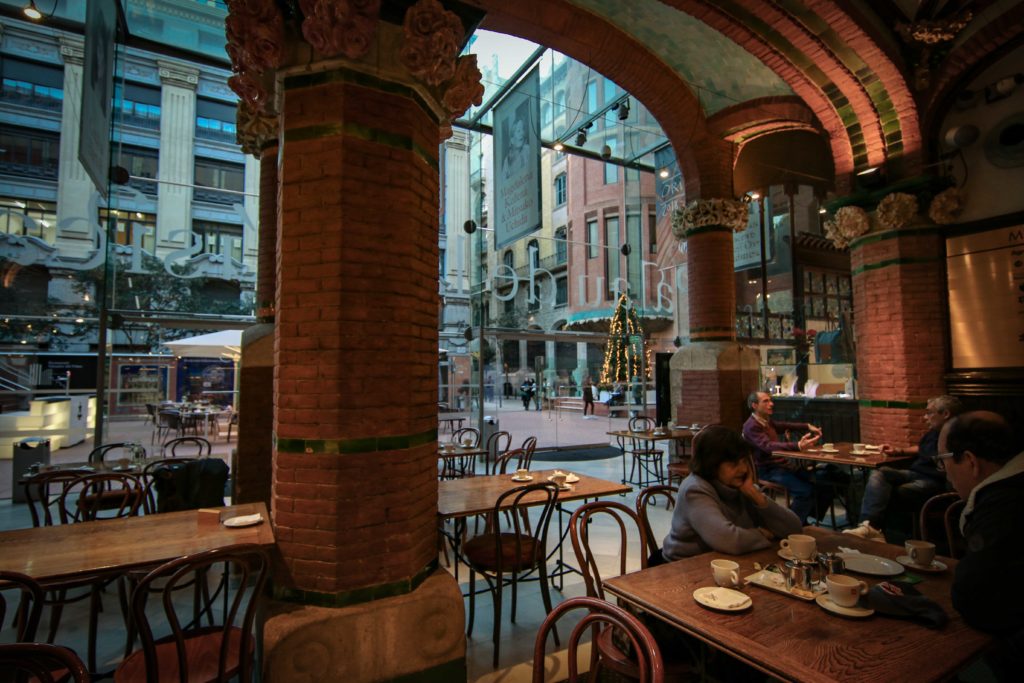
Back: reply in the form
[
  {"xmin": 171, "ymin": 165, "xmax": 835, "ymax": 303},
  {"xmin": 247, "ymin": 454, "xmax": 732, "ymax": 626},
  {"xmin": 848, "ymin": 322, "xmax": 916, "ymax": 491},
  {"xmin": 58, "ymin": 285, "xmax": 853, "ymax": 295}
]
[
  {"xmin": 844, "ymin": 395, "xmax": 962, "ymax": 542},
  {"xmin": 939, "ymin": 411, "xmax": 1023, "ymax": 677}
]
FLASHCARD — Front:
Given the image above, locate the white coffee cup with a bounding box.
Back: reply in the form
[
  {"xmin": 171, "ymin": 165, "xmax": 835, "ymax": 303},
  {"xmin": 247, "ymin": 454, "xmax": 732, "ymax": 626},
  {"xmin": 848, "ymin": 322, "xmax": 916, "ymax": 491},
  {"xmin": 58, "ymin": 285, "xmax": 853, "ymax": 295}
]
[
  {"xmin": 711, "ymin": 559, "xmax": 740, "ymax": 588},
  {"xmin": 822, "ymin": 442, "xmax": 835, "ymax": 450},
  {"xmin": 852, "ymin": 442, "xmax": 866, "ymax": 453},
  {"xmin": 780, "ymin": 534, "xmax": 817, "ymax": 561},
  {"xmin": 515, "ymin": 468, "xmax": 529, "ymax": 480},
  {"xmin": 905, "ymin": 540, "xmax": 936, "ymax": 566},
  {"xmin": 826, "ymin": 573, "xmax": 868, "ymax": 608},
  {"xmin": 551, "ymin": 472, "xmax": 567, "ymax": 488}
]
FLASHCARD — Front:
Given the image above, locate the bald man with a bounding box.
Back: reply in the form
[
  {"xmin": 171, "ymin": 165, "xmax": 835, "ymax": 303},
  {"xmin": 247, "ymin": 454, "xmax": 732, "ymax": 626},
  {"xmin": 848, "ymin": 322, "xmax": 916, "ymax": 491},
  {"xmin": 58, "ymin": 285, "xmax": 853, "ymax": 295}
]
[{"xmin": 939, "ymin": 411, "xmax": 1023, "ymax": 677}]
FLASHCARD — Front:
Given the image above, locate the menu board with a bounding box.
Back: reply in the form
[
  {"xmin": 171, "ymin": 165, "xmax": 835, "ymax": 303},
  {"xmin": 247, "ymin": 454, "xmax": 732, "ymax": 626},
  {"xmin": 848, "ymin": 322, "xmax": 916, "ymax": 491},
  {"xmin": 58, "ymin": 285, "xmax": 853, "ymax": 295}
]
[{"xmin": 947, "ymin": 225, "xmax": 1024, "ymax": 368}]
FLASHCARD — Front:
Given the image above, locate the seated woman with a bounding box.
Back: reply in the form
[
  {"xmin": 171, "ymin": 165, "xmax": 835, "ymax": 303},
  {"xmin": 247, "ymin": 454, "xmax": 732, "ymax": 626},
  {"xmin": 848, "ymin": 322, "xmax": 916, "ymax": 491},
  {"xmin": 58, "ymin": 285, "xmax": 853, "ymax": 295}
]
[{"xmin": 661, "ymin": 425, "xmax": 802, "ymax": 561}]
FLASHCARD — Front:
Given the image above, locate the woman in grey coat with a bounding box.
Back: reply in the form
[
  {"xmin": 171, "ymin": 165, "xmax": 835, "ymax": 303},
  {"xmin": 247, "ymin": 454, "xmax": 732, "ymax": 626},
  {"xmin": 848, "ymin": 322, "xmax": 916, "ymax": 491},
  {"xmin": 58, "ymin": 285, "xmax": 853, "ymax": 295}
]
[{"xmin": 661, "ymin": 425, "xmax": 802, "ymax": 562}]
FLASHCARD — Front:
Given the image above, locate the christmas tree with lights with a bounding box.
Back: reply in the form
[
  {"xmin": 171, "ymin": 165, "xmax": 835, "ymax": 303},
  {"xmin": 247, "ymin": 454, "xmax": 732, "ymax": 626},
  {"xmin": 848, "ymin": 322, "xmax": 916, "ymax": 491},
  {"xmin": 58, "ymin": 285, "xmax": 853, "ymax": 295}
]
[{"xmin": 600, "ymin": 293, "xmax": 652, "ymax": 385}]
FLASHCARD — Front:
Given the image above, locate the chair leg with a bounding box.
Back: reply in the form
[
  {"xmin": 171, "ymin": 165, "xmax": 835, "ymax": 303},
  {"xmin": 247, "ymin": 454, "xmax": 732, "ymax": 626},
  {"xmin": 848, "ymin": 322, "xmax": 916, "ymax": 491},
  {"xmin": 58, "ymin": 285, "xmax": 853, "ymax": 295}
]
[
  {"xmin": 466, "ymin": 568, "xmax": 476, "ymax": 638},
  {"xmin": 491, "ymin": 575, "xmax": 503, "ymax": 668},
  {"xmin": 536, "ymin": 560, "xmax": 559, "ymax": 646}
]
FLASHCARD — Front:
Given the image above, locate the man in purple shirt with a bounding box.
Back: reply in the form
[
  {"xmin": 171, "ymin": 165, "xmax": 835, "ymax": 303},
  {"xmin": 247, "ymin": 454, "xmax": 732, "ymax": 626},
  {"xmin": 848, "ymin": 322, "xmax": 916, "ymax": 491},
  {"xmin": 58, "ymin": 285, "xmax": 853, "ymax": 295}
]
[{"xmin": 742, "ymin": 391, "xmax": 825, "ymax": 524}]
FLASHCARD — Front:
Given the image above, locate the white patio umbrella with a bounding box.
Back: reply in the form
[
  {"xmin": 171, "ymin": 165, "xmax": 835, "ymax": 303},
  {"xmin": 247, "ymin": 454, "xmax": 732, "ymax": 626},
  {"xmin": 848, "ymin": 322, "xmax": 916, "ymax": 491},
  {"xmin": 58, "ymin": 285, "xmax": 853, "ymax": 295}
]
[{"xmin": 164, "ymin": 329, "xmax": 242, "ymax": 360}]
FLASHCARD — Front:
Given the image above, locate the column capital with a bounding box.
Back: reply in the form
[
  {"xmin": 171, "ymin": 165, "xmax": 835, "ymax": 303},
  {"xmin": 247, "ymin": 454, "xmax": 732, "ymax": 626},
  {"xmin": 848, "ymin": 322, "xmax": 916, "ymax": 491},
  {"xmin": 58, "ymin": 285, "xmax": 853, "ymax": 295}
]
[
  {"xmin": 58, "ymin": 37, "xmax": 84, "ymax": 66},
  {"xmin": 157, "ymin": 59, "xmax": 200, "ymax": 89},
  {"xmin": 671, "ymin": 198, "xmax": 749, "ymax": 240},
  {"xmin": 237, "ymin": 100, "xmax": 278, "ymax": 158}
]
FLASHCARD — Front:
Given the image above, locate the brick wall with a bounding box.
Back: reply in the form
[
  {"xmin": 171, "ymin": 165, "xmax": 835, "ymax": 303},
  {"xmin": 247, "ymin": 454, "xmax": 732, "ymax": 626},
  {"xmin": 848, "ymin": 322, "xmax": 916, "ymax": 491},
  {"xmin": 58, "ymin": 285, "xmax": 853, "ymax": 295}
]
[
  {"xmin": 274, "ymin": 72, "xmax": 440, "ymax": 595},
  {"xmin": 851, "ymin": 229, "xmax": 946, "ymax": 446},
  {"xmin": 257, "ymin": 145, "xmax": 278, "ymax": 318},
  {"xmin": 687, "ymin": 230, "xmax": 736, "ymax": 341}
]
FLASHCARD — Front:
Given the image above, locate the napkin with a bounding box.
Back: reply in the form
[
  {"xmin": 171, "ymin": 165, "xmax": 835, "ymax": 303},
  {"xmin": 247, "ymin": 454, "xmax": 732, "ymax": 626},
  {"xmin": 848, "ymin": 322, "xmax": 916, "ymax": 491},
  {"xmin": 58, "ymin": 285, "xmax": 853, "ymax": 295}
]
[
  {"xmin": 866, "ymin": 581, "xmax": 948, "ymax": 628},
  {"xmin": 706, "ymin": 588, "xmax": 748, "ymax": 608},
  {"xmin": 223, "ymin": 513, "xmax": 262, "ymax": 526}
]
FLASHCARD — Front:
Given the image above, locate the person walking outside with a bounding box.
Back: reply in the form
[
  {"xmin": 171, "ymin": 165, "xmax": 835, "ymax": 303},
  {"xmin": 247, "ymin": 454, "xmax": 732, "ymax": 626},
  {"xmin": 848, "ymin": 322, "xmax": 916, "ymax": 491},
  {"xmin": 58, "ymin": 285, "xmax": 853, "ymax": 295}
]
[{"xmin": 582, "ymin": 377, "xmax": 595, "ymax": 418}]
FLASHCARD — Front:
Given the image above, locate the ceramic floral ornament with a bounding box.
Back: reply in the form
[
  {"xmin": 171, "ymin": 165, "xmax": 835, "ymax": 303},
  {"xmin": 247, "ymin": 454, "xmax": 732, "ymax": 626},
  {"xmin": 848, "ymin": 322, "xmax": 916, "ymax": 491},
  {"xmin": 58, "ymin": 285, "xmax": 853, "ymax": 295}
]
[
  {"xmin": 400, "ymin": 0, "xmax": 464, "ymax": 87},
  {"xmin": 874, "ymin": 192, "xmax": 919, "ymax": 230},
  {"xmin": 670, "ymin": 198, "xmax": 749, "ymax": 239},
  {"xmin": 928, "ymin": 187, "xmax": 964, "ymax": 224},
  {"xmin": 224, "ymin": 0, "xmax": 285, "ymax": 112},
  {"xmin": 298, "ymin": 0, "xmax": 380, "ymax": 60},
  {"xmin": 440, "ymin": 55, "xmax": 485, "ymax": 142},
  {"xmin": 823, "ymin": 206, "xmax": 871, "ymax": 249}
]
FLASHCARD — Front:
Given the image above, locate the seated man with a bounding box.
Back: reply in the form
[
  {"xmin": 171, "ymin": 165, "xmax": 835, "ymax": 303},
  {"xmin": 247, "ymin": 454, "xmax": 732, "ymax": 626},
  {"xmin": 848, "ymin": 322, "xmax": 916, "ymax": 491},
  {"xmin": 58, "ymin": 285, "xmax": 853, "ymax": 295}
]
[
  {"xmin": 939, "ymin": 411, "xmax": 1023, "ymax": 678},
  {"xmin": 844, "ymin": 395, "xmax": 961, "ymax": 541},
  {"xmin": 742, "ymin": 391, "xmax": 827, "ymax": 525}
]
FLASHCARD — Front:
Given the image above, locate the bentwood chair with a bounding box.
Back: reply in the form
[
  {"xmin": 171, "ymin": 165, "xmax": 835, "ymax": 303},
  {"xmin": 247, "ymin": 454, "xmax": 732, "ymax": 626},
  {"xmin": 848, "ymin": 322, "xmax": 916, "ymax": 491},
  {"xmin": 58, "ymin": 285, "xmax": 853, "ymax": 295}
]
[
  {"xmin": 531, "ymin": 596, "xmax": 664, "ymax": 683},
  {"xmin": 919, "ymin": 492, "xmax": 961, "ymax": 557},
  {"xmin": 626, "ymin": 417, "xmax": 665, "ymax": 488},
  {"xmin": 0, "ymin": 570, "xmax": 45, "ymax": 642},
  {"xmin": 161, "ymin": 436, "xmax": 212, "ymax": 459},
  {"xmin": 114, "ymin": 544, "xmax": 270, "ymax": 683},
  {"xmin": 463, "ymin": 482, "xmax": 560, "ymax": 668},
  {"xmin": 568, "ymin": 500, "xmax": 692, "ymax": 680},
  {"xmin": 484, "ymin": 430, "xmax": 512, "ymax": 474},
  {"xmin": 635, "ymin": 485, "xmax": 677, "ymax": 555},
  {"xmin": 520, "ymin": 436, "xmax": 538, "ymax": 469},
  {"xmin": 0, "ymin": 643, "xmax": 90, "ymax": 683},
  {"xmin": 87, "ymin": 442, "xmax": 146, "ymax": 465}
]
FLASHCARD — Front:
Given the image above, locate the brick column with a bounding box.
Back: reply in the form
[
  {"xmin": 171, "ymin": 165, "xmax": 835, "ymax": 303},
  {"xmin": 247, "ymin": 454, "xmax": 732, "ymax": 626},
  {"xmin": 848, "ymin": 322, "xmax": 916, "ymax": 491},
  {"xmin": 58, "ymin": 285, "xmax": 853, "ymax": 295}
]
[
  {"xmin": 672, "ymin": 203, "xmax": 759, "ymax": 427},
  {"xmin": 254, "ymin": 8, "xmax": 474, "ymax": 675},
  {"xmin": 851, "ymin": 227, "xmax": 947, "ymax": 445}
]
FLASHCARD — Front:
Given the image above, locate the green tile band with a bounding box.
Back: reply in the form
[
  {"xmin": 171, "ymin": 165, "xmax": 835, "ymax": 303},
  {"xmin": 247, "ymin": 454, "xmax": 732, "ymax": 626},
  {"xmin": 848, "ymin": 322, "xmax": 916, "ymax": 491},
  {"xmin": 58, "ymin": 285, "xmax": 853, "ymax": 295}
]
[
  {"xmin": 683, "ymin": 225, "xmax": 732, "ymax": 238},
  {"xmin": 275, "ymin": 428, "xmax": 438, "ymax": 455},
  {"xmin": 851, "ymin": 255, "xmax": 942, "ymax": 276},
  {"xmin": 272, "ymin": 560, "xmax": 438, "ymax": 608},
  {"xmin": 283, "ymin": 122, "xmax": 437, "ymax": 169},
  {"xmin": 849, "ymin": 226, "xmax": 944, "ymax": 249},
  {"xmin": 858, "ymin": 399, "xmax": 929, "ymax": 409}
]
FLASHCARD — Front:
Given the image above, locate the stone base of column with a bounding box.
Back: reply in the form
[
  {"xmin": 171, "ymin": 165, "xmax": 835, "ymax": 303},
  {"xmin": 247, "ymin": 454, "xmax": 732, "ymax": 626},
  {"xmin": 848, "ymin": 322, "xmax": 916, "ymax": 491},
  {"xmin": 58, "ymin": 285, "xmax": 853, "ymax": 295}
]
[
  {"xmin": 671, "ymin": 342, "xmax": 759, "ymax": 427},
  {"xmin": 261, "ymin": 569, "xmax": 466, "ymax": 682},
  {"xmin": 235, "ymin": 323, "xmax": 273, "ymax": 506}
]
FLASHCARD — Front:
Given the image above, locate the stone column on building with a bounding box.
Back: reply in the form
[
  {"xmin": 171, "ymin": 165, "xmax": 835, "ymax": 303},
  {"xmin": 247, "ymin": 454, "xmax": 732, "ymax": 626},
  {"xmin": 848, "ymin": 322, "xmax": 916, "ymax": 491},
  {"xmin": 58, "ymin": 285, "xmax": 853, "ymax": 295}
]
[
  {"xmin": 848, "ymin": 210, "xmax": 948, "ymax": 446},
  {"xmin": 225, "ymin": 1, "xmax": 483, "ymax": 679},
  {"xmin": 670, "ymin": 199, "xmax": 759, "ymax": 427},
  {"xmin": 234, "ymin": 101, "xmax": 279, "ymax": 508},
  {"xmin": 575, "ymin": 340, "xmax": 589, "ymax": 389},
  {"xmin": 154, "ymin": 60, "xmax": 199, "ymax": 260},
  {"xmin": 54, "ymin": 38, "xmax": 96, "ymax": 258}
]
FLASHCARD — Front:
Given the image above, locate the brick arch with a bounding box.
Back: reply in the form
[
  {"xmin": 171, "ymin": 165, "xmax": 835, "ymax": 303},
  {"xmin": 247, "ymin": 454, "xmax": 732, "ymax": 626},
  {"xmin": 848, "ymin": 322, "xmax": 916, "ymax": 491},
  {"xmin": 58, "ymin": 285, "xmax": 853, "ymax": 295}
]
[
  {"xmin": 659, "ymin": 0, "xmax": 855, "ymax": 193},
  {"xmin": 923, "ymin": 5, "xmax": 1024, "ymax": 149},
  {"xmin": 477, "ymin": 1, "xmax": 733, "ymax": 200},
  {"xmin": 707, "ymin": 96, "xmax": 820, "ymax": 142}
]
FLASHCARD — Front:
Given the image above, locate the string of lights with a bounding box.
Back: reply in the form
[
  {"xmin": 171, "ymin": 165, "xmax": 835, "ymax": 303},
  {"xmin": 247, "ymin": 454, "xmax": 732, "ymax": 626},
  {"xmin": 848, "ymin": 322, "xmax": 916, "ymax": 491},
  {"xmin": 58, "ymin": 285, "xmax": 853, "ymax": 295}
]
[{"xmin": 599, "ymin": 293, "xmax": 652, "ymax": 385}]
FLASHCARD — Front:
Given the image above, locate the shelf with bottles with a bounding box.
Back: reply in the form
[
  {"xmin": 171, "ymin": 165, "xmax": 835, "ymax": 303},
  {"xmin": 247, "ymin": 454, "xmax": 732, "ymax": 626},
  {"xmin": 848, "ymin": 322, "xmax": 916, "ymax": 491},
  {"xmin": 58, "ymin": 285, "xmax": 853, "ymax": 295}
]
[{"xmin": 760, "ymin": 351, "xmax": 855, "ymax": 399}]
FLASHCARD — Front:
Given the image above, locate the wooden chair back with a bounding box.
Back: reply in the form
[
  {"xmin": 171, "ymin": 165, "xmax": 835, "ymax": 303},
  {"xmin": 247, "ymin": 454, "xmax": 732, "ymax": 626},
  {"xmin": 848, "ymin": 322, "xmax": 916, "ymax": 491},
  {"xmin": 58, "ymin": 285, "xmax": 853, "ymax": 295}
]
[
  {"xmin": 493, "ymin": 448, "xmax": 528, "ymax": 475},
  {"xmin": 0, "ymin": 643, "xmax": 90, "ymax": 682},
  {"xmin": 568, "ymin": 501, "xmax": 648, "ymax": 600},
  {"xmin": 520, "ymin": 436, "xmax": 538, "ymax": 469},
  {"xmin": 452, "ymin": 427, "xmax": 480, "ymax": 448},
  {"xmin": 0, "ymin": 571, "xmax": 45, "ymax": 642},
  {"xmin": 162, "ymin": 436, "xmax": 212, "ymax": 458},
  {"xmin": 636, "ymin": 485, "xmax": 676, "ymax": 552},
  {"xmin": 57, "ymin": 473, "xmax": 143, "ymax": 524},
  {"xmin": 919, "ymin": 492, "xmax": 961, "ymax": 555},
  {"xmin": 485, "ymin": 430, "xmax": 512, "ymax": 473},
  {"xmin": 87, "ymin": 442, "xmax": 146, "ymax": 465},
  {"xmin": 531, "ymin": 596, "xmax": 664, "ymax": 683},
  {"xmin": 120, "ymin": 544, "xmax": 269, "ymax": 683},
  {"xmin": 944, "ymin": 498, "xmax": 967, "ymax": 559},
  {"xmin": 23, "ymin": 471, "xmax": 82, "ymax": 527}
]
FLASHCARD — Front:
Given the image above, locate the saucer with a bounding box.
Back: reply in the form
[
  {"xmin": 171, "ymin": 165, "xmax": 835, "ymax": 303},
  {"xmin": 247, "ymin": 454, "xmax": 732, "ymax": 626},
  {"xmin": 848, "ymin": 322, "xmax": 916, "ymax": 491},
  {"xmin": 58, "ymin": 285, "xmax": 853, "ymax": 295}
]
[
  {"xmin": 693, "ymin": 586, "xmax": 751, "ymax": 611},
  {"xmin": 815, "ymin": 593, "xmax": 874, "ymax": 618},
  {"xmin": 895, "ymin": 556, "xmax": 947, "ymax": 573},
  {"xmin": 777, "ymin": 547, "xmax": 815, "ymax": 563},
  {"xmin": 820, "ymin": 448, "xmax": 839, "ymax": 454},
  {"xmin": 547, "ymin": 473, "xmax": 580, "ymax": 484},
  {"xmin": 510, "ymin": 475, "xmax": 533, "ymax": 482}
]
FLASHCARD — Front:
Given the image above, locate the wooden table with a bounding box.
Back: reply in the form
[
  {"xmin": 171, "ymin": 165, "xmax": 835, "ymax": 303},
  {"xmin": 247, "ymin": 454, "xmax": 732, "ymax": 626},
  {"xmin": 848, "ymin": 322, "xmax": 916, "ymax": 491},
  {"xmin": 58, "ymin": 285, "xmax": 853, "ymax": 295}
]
[
  {"xmin": 0, "ymin": 502, "xmax": 274, "ymax": 583},
  {"xmin": 438, "ymin": 470, "xmax": 631, "ymax": 586},
  {"xmin": 603, "ymin": 527, "xmax": 992, "ymax": 683},
  {"xmin": 437, "ymin": 442, "xmax": 487, "ymax": 479},
  {"xmin": 438, "ymin": 413, "xmax": 469, "ymax": 433},
  {"xmin": 773, "ymin": 443, "xmax": 914, "ymax": 527},
  {"xmin": 608, "ymin": 428, "xmax": 695, "ymax": 487}
]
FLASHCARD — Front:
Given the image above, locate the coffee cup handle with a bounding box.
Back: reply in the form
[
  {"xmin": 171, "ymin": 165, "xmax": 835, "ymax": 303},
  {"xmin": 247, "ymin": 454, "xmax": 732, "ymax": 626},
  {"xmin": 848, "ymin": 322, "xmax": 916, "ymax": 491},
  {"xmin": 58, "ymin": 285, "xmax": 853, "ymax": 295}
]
[
  {"xmin": 729, "ymin": 570, "xmax": 739, "ymax": 587},
  {"xmin": 857, "ymin": 580, "xmax": 868, "ymax": 595},
  {"xmin": 780, "ymin": 540, "xmax": 790, "ymax": 550},
  {"xmin": 909, "ymin": 547, "xmax": 919, "ymax": 562}
]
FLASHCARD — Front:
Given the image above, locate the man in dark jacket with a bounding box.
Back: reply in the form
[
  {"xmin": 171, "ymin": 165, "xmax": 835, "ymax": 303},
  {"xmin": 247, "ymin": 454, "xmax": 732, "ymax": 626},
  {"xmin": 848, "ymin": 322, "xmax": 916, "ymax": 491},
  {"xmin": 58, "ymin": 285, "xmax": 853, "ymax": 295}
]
[
  {"xmin": 939, "ymin": 411, "xmax": 1023, "ymax": 679},
  {"xmin": 844, "ymin": 395, "xmax": 961, "ymax": 542},
  {"xmin": 741, "ymin": 391, "xmax": 823, "ymax": 524}
]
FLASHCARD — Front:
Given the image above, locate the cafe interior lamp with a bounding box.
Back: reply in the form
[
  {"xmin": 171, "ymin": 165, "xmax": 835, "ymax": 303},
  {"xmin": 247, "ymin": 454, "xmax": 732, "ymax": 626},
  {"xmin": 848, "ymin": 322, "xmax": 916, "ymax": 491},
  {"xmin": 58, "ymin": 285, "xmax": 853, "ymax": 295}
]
[
  {"xmin": 552, "ymin": 140, "xmax": 564, "ymax": 151},
  {"xmin": 23, "ymin": 1, "xmax": 42, "ymax": 19}
]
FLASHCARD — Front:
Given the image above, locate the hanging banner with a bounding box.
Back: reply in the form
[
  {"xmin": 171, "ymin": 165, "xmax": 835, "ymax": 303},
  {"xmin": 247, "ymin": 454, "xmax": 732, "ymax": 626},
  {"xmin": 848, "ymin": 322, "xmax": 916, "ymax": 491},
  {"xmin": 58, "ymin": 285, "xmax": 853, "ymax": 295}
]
[
  {"xmin": 80, "ymin": 0, "xmax": 119, "ymax": 199},
  {"xmin": 494, "ymin": 68, "xmax": 541, "ymax": 249},
  {"xmin": 654, "ymin": 145, "xmax": 683, "ymax": 221}
]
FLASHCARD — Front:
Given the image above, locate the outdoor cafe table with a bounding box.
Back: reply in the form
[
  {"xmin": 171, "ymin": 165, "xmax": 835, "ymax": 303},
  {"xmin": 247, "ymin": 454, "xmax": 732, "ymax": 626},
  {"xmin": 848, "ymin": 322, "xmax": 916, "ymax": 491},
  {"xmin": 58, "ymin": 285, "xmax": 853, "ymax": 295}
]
[
  {"xmin": 602, "ymin": 527, "xmax": 993, "ymax": 683},
  {"xmin": 607, "ymin": 427, "xmax": 695, "ymax": 486},
  {"xmin": 438, "ymin": 470, "xmax": 631, "ymax": 586},
  {"xmin": 437, "ymin": 441, "xmax": 487, "ymax": 479},
  {"xmin": 0, "ymin": 502, "xmax": 274, "ymax": 584},
  {"xmin": 773, "ymin": 442, "xmax": 914, "ymax": 526}
]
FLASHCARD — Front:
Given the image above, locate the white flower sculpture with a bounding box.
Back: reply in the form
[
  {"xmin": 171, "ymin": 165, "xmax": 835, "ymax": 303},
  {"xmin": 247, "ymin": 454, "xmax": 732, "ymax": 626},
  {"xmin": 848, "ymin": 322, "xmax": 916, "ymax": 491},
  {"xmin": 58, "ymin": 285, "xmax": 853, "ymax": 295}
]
[
  {"xmin": 670, "ymin": 198, "xmax": 748, "ymax": 239},
  {"xmin": 823, "ymin": 206, "xmax": 871, "ymax": 249},
  {"xmin": 875, "ymin": 192, "xmax": 919, "ymax": 230},
  {"xmin": 928, "ymin": 187, "xmax": 964, "ymax": 225}
]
